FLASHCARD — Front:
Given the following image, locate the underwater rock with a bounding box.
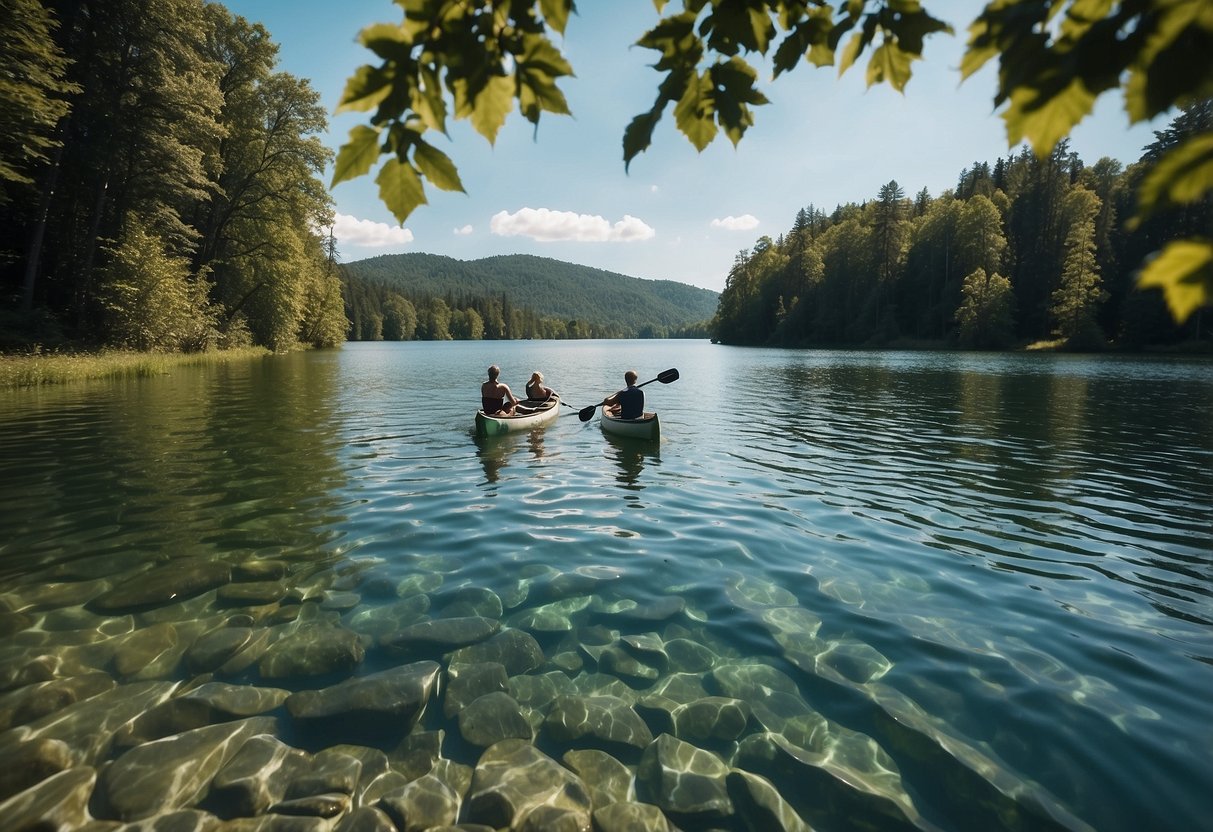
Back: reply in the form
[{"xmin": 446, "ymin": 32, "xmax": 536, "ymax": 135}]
[
  {"xmin": 618, "ymin": 633, "xmax": 669, "ymax": 671},
  {"xmin": 670, "ymin": 696, "xmax": 751, "ymax": 743},
  {"xmin": 270, "ymin": 792, "xmax": 350, "ymax": 818},
  {"xmin": 709, "ymin": 660, "xmax": 799, "ymax": 700},
  {"xmin": 334, "ymin": 806, "xmax": 396, "ymax": 832},
  {"xmin": 112, "ymin": 622, "xmax": 184, "ymax": 680},
  {"xmin": 233, "ymin": 560, "xmax": 288, "ymax": 581},
  {"xmin": 591, "ymin": 801, "xmax": 676, "ymax": 832},
  {"xmin": 444, "ymin": 662, "xmax": 509, "ymax": 719},
  {"xmin": 510, "ymin": 596, "xmax": 593, "ymax": 634},
  {"xmin": 785, "ymin": 637, "xmax": 893, "ymax": 684},
  {"xmin": 88, "ymin": 559, "xmax": 231, "ymax": 614},
  {"xmin": 211, "ymin": 734, "xmax": 309, "ymax": 817},
  {"xmin": 0, "ymin": 737, "xmax": 74, "ymax": 800},
  {"xmin": 597, "ymin": 646, "xmax": 660, "ymax": 685},
  {"xmin": 457, "ymin": 692, "xmax": 533, "ymax": 747},
  {"xmin": 727, "ymin": 576, "xmax": 801, "ymax": 610},
  {"xmin": 663, "ymin": 638, "xmax": 719, "ymax": 673},
  {"xmin": 217, "ymin": 581, "xmax": 288, "ymax": 607},
  {"xmin": 286, "ymin": 661, "xmax": 441, "ymax": 732},
  {"xmin": 727, "ymin": 768, "xmax": 812, "ymax": 832},
  {"xmin": 600, "ymin": 596, "xmax": 685, "ymax": 623},
  {"xmin": 111, "ymin": 807, "xmax": 220, "ymax": 831},
  {"xmin": 568, "ymin": 672, "xmax": 636, "ymax": 703},
  {"xmin": 100, "ymin": 716, "xmax": 279, "ymax": 820},
  {"xmin": 320, "ymin": 591, "xmax": 362, "ymax": 612},
  {"xmin": 561, "ymin": 749, "xmax": 633, "ymax": 810},
  {"xmin": 185, "ymin": 626, "xmax": 254, "ymax": 674},
  {"xmin": 388, "ymin": 730, "xmax": 445, "ymax": 782},
  {"xmin": 734, "ymin": 731, "xmax": 922, "ymax": 832},
  {"xmin": 285, "ymin": 748, "xmax": 363, "ymax": 799},
  {"xmin": 434, "ymin": 586, "xmax": 504, "ymax": 620},
  {"xmin": 0, "ymin": 610, "xmax": 32, "ymax": 638},
  {"xmin": 216, "ymin": 627, "xmax": 276, "ymax": 676},
  {"xmin": 0, "ymin": 680, "xmax": 176, "ymax": 766},
  {"xmin": 543, "ymin": 695, "xmax": 653, "ymax": 750},
  {"xmin": 396, "ymin": 573, "xmax": 443, "ymax": 598},
  {"xmin": 0, "ymin": 766, "xmax": 96, "ymax": 831},
  {"xmin": 448, "ymin": 629, "xmax": 545, "ymax": 676},
  {"xmin": 380, "ymin": 617, "xmax": 501, "ymax": 657},
  {"xmin": 548, "ymin": 651, "xmax": 583, "ymax": 674},
  {"xmin": 378, "ymin": 769, "xmax": 462, "ymax": 832},
  {"xmin": 9, "ymin": 578, "xmax": 111, "ymax": 613},
  {"xmin": 258, "ymin": 625, "xmax": 364, "ymax": 679},
  {"xmin": 115, "ymin": 682, "xmax": 290, "ymax": 747},
  {"xmin": 465, "ymin": 740, "xmax": 592, "ymax": 830},
  {"xmin": 344, "ymin": 596, "xmax": 431, "ymax": 642},
  {"xmin": 0, "ymin": 671, "xmax": 115, "ymax": 731},
  {"xmin": 509, "ymin": 671, "xmax": 578, "ymax": 725},
  {"xmin": 635, "ymin": 733, "xmax": 733, "ymax": 821}
]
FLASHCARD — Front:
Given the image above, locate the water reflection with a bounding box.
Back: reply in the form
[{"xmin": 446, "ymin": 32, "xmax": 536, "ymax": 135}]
[
  {"xmin": 602, "ymin": 432, "xmax": 659, "ymax": 492},
  {"xmin": 473, "ymin": 428, "xmax": 547, "ymax": 485}
]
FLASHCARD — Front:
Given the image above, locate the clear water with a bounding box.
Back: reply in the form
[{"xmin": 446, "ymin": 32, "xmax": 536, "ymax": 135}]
[{"xmin": 1, "ymin": 340, "xmax": 1211, "ymax": 830}]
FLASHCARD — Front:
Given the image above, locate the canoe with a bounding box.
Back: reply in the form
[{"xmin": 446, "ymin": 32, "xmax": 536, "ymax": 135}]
[
  {"xmin": 475, "ymin": 395, "xmax": 560, "ymax": 437},
  {"xmin": 600, "ymin": 410, "xmax": 660, "ymax": 441}
]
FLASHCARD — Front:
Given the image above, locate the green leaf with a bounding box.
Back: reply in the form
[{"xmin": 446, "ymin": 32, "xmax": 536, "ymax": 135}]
[
  {"xmin": 376, "ymin": 157, "xmax": 427, "ymax": 224},
  {"xmin": 624, "ymin": 108, "xmax": 661, "ymax": 170},
  {"xmin": 674, "ymin": 71, "xmax": 717, "ymax": 152},
  {"xmin": 539, "ymin": 0, "xmax": 572, "ymax": 35},
  {"xmin": 1137, "ymin": 239, "xmax": 1213, "ymax": 324},
  {"xmin": 960, "ymin": 17, "xmax": 998, "ymax": 80},
  {"xmin": 838, "ymin": 32, "xmax": 863, "ymax": 76},
  {"xmin": 336, "ymin": 65, "xmax": 394, "ymax": 114},
  {"xmin": 1137, "ymin": 133, "xmax": 1213, "ymax": 221},
  {"xmin": 1003, "ymin": 78, "xmax": 1096, "ymax": 157},
  {"xmin": 413, "ymin": 140, "xmax": 465, "ymax": 193},
  {"xmin": 865, "ymin": 42, "xmax": 914, "ymax": 91},
  {"xmin": 331, "ymin": 125, "xmax": 382, "ymax": 187},
  {"xmin": 468, "ymin": 74, "xmax": 515, "ymax": 145},
  {"xmin": 710, "ymin": 57, "xmax": 768, "ymax": 146},
  {"xmin": 410, "ymin": 66, "xmax": 448, "ymax": 133},
  {"xmin": 358, "ymin": 22, "xmax": 412, "ymax": 59}
]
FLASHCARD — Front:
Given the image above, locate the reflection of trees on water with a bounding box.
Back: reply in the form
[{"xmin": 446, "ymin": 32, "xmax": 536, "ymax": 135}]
[
  {"xmin": 474, "ymin": 428, "xmax": 546, "ymax": 485},
  {"xmin": 0, "ymin": 353, "xmax": 350, "ymax": 579}
]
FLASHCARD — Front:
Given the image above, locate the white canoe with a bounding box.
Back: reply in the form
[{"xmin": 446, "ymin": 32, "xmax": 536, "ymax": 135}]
[
  {"xmin": 475, "ymin": 396, "xmax": 560, "ymax": 437},
  {"xmin": 600, "ymin": 410, "xmax": 659, "ymax": 441}
]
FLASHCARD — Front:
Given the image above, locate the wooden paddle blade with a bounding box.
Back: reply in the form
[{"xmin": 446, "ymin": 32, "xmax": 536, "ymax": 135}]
[
  {"xmin": 657, "ymin": 368, "xmax": 679, "ymax": 384},
  {"xmin": 579, "ymin": 405, "xmax": 597, "ymax": 421}
]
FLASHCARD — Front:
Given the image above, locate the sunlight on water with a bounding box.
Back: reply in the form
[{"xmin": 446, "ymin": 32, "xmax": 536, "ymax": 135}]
[{"xmin": 0, "ymin": 342, "xmax": 1210, "ymax": 830}]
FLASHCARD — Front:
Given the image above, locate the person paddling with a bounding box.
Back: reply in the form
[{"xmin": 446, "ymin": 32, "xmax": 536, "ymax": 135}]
[
  {"xmin": 600, "ymin": 369, "xmax": 644, "ymax": 419},
  {"xmin": 480, "ymin": 365, "xmax": 518, "ymax": 416}
]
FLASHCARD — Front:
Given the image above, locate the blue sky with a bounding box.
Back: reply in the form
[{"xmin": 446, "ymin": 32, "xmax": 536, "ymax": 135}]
[{"xmin": 223, "ymin": 0, "xmax": 1160, "ymax": 294}]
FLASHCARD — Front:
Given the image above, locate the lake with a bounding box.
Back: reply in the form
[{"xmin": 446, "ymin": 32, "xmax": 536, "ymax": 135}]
[{"xmin": 1, "ymin": 340, "xmax": 1210, "ymax": 831}]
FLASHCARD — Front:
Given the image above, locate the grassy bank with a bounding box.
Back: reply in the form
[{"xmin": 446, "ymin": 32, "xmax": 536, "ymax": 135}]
[{"xmin": 0, "ymin": 347, "xmax": 272, "ymax": 389}]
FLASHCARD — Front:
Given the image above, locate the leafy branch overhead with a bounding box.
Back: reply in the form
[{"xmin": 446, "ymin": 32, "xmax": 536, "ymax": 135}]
[{"xmin": 335, "ymin": 0, "xmax": 1213, "ymax": 320}]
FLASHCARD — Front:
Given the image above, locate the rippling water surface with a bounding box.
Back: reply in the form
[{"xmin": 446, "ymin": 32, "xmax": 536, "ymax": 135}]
[{"xmin": 1, "ymin": 340, "xmax": 1210, "ymax": 831}]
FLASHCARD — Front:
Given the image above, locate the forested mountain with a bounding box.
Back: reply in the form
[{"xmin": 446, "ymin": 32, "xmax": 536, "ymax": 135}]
[
  {"xmin": 1, "ymin": 0, "xmax": 345, "ymax": 352},
  {"xmin": 712, "ymin": 102, "xmax": 1211, "ymax": 351},
  {"xmin": 341, "ymin": 253, "xmax": 718, "ymax": 339}
]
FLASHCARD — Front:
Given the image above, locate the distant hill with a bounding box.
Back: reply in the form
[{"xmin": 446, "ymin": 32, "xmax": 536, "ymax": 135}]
[{"xmin": 342, "ymin": 253, "xmax": 719, "ymax": 332}]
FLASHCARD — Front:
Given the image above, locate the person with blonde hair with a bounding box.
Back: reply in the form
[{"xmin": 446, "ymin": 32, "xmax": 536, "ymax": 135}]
[{"xmin": 525, "ymin": 370, "xmax": 556, "ymax": 403}]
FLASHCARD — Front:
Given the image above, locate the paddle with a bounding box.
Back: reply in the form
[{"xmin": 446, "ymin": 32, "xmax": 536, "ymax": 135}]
[{"xmin": 579, "ymin": 368, "xmax": 679, "ymax": 422}]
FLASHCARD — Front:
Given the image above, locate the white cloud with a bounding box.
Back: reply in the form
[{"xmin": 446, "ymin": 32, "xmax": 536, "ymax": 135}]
[
  {"xmin": 710, "ymin": 214, "xmax": 760, "ymax": 231},
  {"xmin": 454, "ymin": 224, "xmax": 474, "ymax": 236},
  {"xmin": 332, "ymin": 213, "xmax": 413, "ymax": 247},
  {"xmin": 490, "ymin": 208, "xmax": 655, "ymax": 242},
  {"xmin": 650, "ymin": 185, "xmax": 659, "ymax": 193}
]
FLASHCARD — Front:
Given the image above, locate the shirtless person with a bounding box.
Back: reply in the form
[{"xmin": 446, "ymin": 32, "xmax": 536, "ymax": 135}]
[{"xmin": 480, "ymin": 365, "xmax": 518, "ymax": 416}]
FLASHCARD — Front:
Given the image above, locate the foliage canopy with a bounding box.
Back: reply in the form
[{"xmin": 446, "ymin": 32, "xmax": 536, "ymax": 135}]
[{"xmin": 337, "ymin": 0, "xmax": 1212, "ymax": 324}]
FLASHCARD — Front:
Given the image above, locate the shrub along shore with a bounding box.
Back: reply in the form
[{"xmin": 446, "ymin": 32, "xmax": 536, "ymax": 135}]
[{"xmin": 0, "ymin": 347, "xmax": 272, "ymax": 389}]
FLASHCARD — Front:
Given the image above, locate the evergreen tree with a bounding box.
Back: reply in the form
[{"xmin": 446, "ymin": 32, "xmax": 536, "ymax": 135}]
[
  {"xmin": 1051, "ymin": 188, "xmax": 1108, "ymax": 347},
  {"xmin": 956, "ymin": 268, "xmax": 1015, "ymax": 349}
]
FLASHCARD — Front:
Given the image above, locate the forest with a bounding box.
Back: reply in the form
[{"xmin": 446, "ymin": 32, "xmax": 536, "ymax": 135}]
[
  {"xmin": 340, "ymin": 253, "xmax": 718, "ymax": 341},
  {"xmin": 711, "ymin": 103, "xmax": 1211, "ymax": 350},
  {"xmin": 1, "ymin": 0, "xmax": 347, "ymax": 353}
]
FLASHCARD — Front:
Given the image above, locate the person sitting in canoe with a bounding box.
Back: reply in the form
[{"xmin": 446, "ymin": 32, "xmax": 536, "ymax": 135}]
[
  {"xmin": 601, "ymin": 370, "xmax": 643, "ymax": 419},
  {"xmin": 525, "ymin": 371, "xmax": 556, "ymax": 403},
  {"xmin": 481, "ymin": 365, "xmax": 518, "ymax": 416}
]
